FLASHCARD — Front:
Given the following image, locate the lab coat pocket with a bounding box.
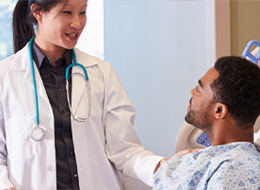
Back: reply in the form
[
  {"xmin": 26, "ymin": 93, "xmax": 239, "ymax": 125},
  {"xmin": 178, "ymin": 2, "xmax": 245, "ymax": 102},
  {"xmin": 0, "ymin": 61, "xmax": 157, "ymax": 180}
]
[{"xmin": 6, "ymin": 116, "xmax": 38, "ymax": 160}]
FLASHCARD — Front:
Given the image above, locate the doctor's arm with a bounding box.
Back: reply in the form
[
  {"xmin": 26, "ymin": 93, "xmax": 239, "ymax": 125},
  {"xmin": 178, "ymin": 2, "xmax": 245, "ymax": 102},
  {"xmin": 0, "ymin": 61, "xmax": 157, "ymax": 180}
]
[
  {"xmin": 102, "ymin": 63, "xmax": 203, "ymax": 185},
  {"xmin": 102, "ymin": 63, "xmax": 163, "ymax": 186},
  {"xmin": 0, "ymin": 91, "xmax": 15, "ymax": 190}
]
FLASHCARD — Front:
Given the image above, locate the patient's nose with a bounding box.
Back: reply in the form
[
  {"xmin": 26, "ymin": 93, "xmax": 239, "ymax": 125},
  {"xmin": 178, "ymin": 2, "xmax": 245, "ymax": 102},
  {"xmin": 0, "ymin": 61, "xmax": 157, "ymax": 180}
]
[{"xmin": 190, "ymin": 88, "xmax": 195, "ymax": 96}]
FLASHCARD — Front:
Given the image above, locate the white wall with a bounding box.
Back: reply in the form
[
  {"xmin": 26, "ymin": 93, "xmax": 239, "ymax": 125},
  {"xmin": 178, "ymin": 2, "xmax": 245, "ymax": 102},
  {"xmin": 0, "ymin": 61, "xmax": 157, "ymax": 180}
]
[
  {"xmin": 104, "ymin": 0, "xmax": 214, "ymax": 157},
  {"xmin": 76, "ymin": 0, "xmax": 104, "ymax": 59}
]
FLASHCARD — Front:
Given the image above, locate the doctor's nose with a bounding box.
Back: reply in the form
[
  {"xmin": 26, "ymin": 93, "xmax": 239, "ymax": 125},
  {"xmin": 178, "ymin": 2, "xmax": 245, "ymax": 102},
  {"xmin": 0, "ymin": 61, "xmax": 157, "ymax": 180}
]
[{"xmin": 70, "ymin": 15, "xmax": 84, "ymax": 29}]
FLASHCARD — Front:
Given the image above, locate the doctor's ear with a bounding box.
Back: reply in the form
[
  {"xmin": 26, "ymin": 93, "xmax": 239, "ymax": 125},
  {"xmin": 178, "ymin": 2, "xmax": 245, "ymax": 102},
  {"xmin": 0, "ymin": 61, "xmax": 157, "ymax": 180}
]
[
  {"xmin": 213, "ymin": 103, "xmax": 228, "ymax": 119},
  {"xmin": 31, "ymin": 4, "xmax": 42, "ymax": 22}
]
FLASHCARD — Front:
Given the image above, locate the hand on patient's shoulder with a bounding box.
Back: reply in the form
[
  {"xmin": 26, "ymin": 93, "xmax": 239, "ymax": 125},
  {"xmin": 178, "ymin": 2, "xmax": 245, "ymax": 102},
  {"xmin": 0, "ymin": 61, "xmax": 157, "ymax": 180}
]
[
  {"xmin": 171, "ymin": 148, "xmax": 203, "ymax": 159},
  {"xmin": 154, "ymin": 158, "xmax": 169, "ymax": 173},
  {"xmin": 154, "ymin": 148, "xmax": 203, "ymax": 173},
  {"xmin": 160, "ymin": 148, "xmax": 203, "ymax": 168},
  {"xmin": 4, "ymin": 187, "xmax": 15, "ymax": 190}
]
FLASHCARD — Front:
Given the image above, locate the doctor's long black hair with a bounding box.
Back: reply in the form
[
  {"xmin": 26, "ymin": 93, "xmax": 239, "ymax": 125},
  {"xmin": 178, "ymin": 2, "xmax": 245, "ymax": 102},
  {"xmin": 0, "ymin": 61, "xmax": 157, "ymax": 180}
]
[{"xmin": 12, "ymin": 0, "xmax": 68, "ymax": 53}]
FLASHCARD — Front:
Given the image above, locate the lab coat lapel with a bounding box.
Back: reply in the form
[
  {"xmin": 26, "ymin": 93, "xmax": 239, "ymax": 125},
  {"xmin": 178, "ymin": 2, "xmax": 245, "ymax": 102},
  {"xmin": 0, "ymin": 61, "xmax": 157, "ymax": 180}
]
[
  {"xmin": 71, "ymin": 53, "xmax": 88, "ymax": 115},
  {"xmin": 71, "ymin": 66, "xmax": 86, "ymax": 115},
  {"xmin": 71, "ymin": 49, "xmax": 97, "ymax": 117},
  {"xmin": 21, "ymin": 44, "xmax": 53, "ymax": 115}
]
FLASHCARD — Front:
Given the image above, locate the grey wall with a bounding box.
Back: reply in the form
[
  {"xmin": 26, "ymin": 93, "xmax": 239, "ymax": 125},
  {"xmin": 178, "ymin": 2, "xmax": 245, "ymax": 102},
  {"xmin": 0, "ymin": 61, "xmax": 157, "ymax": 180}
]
[{"xmin": 104, "ymin": 0, "xmax": 212, "ymax": 157}]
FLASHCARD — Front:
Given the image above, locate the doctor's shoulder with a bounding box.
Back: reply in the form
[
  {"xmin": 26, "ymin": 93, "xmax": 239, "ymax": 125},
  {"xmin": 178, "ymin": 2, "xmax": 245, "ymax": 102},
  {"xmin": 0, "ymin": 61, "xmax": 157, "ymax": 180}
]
[
  {"xmin": 74, "ymin": 48, "xmax": 129, "ymax": 99},
  {"xmin": 0, "ymin": 54, "xmax": 17, "ymax": 73},
  {"xmin": 74, "ymin": 48, "xmax": 116, "ymax": 77},
  {"xmin": 0, "ymin": 45, "xmax": 27, "ymax": 74}
]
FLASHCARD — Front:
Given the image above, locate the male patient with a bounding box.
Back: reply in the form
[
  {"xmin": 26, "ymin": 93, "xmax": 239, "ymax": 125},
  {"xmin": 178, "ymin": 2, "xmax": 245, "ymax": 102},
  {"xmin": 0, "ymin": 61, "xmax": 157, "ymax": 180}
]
[{"xmin": 154, "ymin": 56, "xmax": 260, "ymax": 189}]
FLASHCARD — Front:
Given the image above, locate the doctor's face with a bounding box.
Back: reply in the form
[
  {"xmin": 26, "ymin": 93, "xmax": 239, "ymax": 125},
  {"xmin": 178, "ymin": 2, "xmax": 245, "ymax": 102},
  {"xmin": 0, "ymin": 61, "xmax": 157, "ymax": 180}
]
[
  {"xmin": 35, "ymin": 0, "xmax": 87, "ymax": 51},
  {"xmin": 185, "ymin": 68, "xmax": 219, "ymax": 130}
]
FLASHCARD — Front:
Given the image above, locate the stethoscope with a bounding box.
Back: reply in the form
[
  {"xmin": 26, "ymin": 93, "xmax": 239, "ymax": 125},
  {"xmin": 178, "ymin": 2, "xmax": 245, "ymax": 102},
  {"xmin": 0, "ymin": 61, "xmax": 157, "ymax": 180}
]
[{"xmin": 29, "ymin": 37, "xmax": 91, "ymax": 142}]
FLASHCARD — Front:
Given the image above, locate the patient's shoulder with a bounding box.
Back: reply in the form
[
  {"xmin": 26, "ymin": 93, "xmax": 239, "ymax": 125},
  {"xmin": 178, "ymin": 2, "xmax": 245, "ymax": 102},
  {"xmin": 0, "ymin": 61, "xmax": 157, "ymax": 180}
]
[{"xmin": 211, "ymin": 142, "xmax": 260, "ymax": 171}]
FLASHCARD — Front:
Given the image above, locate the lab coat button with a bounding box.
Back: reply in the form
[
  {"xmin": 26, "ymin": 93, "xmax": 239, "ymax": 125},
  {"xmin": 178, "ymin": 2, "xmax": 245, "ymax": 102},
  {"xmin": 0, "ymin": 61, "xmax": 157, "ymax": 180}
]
[
  {"xmin": 64, "ymin": 130, "xmax": 68, "ymax": 135},
  {"xmin": 48, "ymin": 165, "xmax": 55, "ymax": 172},
  {"xmin": 73, "ymin": 174, "xmax": 78, "ymax": 178}
]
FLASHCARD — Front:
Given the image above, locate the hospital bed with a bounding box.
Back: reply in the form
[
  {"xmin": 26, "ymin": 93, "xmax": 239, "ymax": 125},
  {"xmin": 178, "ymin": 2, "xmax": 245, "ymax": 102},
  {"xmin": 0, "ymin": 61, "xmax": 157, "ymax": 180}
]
[{"xmin": 176, "ymin": 41, "xmax": 260, "ymax": 152}]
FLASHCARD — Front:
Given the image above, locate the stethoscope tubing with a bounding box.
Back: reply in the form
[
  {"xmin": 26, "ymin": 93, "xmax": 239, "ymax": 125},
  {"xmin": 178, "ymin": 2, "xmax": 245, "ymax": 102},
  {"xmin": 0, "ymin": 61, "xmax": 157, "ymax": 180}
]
[
  {"xmin": 29, "ymin": 37, "xmax": 40, "ymax": 126},
  {"xmin": 28, "ymin": 36, "xmax": 90, "ymax": 141}
]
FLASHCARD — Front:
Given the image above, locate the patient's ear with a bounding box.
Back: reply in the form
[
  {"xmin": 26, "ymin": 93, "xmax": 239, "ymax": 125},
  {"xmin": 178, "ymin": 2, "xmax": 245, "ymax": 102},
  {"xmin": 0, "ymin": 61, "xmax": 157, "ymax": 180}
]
[{"xmin": 214, "ymin": 103, "xmax": 228, "ymax": 119}]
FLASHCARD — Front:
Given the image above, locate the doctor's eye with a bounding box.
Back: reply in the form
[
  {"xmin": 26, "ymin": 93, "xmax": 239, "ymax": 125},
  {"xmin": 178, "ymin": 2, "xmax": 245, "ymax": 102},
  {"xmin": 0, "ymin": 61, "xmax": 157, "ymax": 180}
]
[
  {"xmin": 80, "ymin": 11, "xmax": 86, "ymax": 15},
  {"xmin": 62, "ymin": 11, "xmax": 72, "ymax": 14}
]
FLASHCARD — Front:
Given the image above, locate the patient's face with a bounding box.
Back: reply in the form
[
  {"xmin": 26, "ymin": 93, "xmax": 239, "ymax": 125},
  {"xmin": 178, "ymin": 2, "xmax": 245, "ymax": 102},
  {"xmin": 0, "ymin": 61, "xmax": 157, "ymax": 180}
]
[{"xmin": 185, "ymin": 67, "xmax": 219, "ymax": 130}]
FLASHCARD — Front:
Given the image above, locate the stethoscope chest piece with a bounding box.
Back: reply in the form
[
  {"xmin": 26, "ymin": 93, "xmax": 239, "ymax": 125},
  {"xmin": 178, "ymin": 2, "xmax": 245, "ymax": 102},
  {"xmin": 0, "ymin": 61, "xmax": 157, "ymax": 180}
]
[{"xmin": 31, "ymin": 126, "xmax": 45, "ymax": 142}]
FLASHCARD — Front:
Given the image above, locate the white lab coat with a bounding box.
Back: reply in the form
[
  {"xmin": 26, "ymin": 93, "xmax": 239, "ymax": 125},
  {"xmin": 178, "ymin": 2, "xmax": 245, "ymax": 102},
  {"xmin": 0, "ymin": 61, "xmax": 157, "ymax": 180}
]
[{"xmin": 0, "ymin": 44, "xmax": 163, "ymax": 190}]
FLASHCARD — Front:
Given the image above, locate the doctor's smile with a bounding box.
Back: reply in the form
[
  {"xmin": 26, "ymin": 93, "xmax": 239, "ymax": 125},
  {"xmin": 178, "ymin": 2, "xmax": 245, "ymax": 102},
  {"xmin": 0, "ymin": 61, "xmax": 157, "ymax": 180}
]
[{"xmin": 65, "ymin": 33, "xmax": 78, "ymax": 41}]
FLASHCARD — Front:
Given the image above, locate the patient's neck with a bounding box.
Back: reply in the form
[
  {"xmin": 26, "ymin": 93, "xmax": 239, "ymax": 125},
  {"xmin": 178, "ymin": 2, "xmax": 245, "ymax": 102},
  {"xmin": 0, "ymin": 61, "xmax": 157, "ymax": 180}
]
[{"xmin": 206, "ymin": 119, "xmax": 254, "ymax": 146}]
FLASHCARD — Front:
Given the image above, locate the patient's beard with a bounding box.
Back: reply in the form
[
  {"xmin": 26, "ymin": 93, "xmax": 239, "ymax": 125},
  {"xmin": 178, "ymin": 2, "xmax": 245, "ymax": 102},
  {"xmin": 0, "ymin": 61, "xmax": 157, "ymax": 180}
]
[{"xmin": 185, "ymin": 107, "xmax": 212, "ymax": 130}]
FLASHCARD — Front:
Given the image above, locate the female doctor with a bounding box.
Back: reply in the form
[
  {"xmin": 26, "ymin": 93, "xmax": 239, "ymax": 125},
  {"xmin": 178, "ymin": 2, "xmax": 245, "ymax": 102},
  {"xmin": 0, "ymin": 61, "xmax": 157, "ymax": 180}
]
[{"xmin": 0, "ymin": 0, "xmax": 167, "ymax": 189}]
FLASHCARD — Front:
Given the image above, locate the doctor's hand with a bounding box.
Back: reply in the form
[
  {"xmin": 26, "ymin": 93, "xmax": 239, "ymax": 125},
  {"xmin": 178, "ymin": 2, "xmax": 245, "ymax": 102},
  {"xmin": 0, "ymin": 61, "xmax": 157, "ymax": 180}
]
[
  {"xmin": 153, "ymin": 148, "xmax": 203, "ymax": 173},
  {"xmin": 4, "ymin": 187, "xmax": 15, "ymax": 190},
  {"xmin": 171, "ymin": 148, "xmax": 203, "ymax": 159}
]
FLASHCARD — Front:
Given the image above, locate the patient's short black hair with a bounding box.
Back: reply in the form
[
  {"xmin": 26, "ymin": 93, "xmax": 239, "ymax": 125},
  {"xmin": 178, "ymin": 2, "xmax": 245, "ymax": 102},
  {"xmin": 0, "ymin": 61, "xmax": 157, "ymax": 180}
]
[{"xmin": 211, "ymin": 56, "xmax": 260, "ymax": 128}]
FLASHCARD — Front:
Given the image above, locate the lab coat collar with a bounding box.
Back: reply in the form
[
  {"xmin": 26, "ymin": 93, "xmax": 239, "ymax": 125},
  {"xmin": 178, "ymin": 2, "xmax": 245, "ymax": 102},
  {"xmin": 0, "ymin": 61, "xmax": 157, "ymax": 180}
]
[
  {"xmin": 10, "ymin": 43, "xmax": 99, "ymax": 71},
  {"xmin": 73, "ymin": 48, "xmax": 99, "ymax": 67}
]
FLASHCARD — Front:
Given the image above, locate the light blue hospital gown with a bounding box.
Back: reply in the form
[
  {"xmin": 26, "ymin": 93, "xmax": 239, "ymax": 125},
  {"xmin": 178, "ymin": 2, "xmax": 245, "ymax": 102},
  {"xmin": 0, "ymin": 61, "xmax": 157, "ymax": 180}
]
[{"xmin": 153, "ymin": 142, "xmax": 260, "ymax": 190}]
